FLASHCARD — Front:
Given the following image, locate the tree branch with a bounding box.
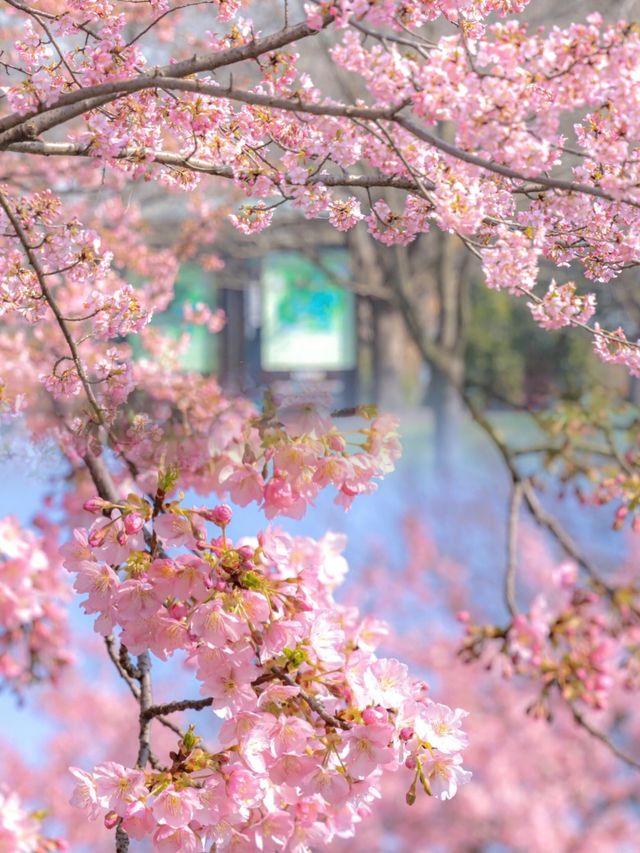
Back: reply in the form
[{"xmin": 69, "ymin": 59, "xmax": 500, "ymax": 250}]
[
  {"xmin": 570, "ymin": 703, "xmax": 640, "ymax": 771},
  {"xmin": 3, "ymin": 75, "xmax": 636, "ymax": 210},
  {"xmin": 505, "ymin": 481, "xmax": 523, "ymax": 618},
  {"xmin": 271, "ymin": 667, "xmax": 350, "ymax": 730},
  {"xmin": 0, "ymin": 14, "xmax": 336, "ymax": 142},
  {"xmin": 143, "ymin": 697, "xmax": 213, "ymax": 719},
  {"xmin": 4, "ymin": 140, "xmax": 421, "ymax": 190}
]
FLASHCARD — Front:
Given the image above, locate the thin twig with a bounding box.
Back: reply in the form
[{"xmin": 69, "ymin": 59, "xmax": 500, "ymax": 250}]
[
  {"xmin": 522, "ymin": 481, "xmax": 614, "ymax": 596},
  {"xmin": 271, "ymin": 667, "xmax": 350, "ymax": 730},
  {"xmin": 505, "ymin": 481, "xmax": 523, "ymax": 617},
  {"xmin": 143, "ymin": 697, "xmax": 213, "ymax": 718},
  {"xmin": 570, "ymin": 703, "xmax": 640, "ymax": 771}
]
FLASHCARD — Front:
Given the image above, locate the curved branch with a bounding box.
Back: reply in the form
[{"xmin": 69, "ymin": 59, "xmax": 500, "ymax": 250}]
[
  {"xmin": 3, "ymin": 75, "xmax": 636, "ymax": 211},
  {"xmin": 5, "ymin": 140, "xmax": 421, "ymax": 190},
  {"xmin": 0, "ymin": 13, "xmax": 336, "ymax": 141},
  {"xmin": 570, "ymin": 703, "xmax": 640, "ymax": 771}
]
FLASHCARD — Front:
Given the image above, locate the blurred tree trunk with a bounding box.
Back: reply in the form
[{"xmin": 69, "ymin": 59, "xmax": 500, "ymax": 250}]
[{"xmin": 424, "ymin": 232, "xmax": 469, "ymax": 473}]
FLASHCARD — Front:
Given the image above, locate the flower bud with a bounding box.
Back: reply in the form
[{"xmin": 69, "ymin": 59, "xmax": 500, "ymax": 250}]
[
  {"xmin": 124, "ymin": 512, "xmax": 144, "ymax": 534},
  {"xmin": 83, "ymin": 497, "xmax": 107, "ymax": 514},
  {"xmin": 104, "ymin": 811, "xmax": 119, "ymax": 830},
  {"xmin": 361, "ymin": 707, "xmax": 378, "ymax": 725},
  {"xmin": 405, "ymin": 756, "xmax": 417, "ymax": 770},
  {"xmin": 201, "ymin": 504, "xmax": 233, "ymax": 527},
  {"xmin": 117, "ymin": 530, "xmax": 128, "ymax": 546},
  {"xmin": 237, "ymin": 544, "xmax": 255, "ymax": 562},
  {"xmin": 399, "ymin": 727, "xmax": 414, "ymax": 742}
]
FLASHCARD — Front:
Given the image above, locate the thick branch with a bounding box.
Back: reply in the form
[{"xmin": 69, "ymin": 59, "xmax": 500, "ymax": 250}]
[
  {"xmin": 0, "ymin": 14, "xmax": 335, "ymax": 142},
  {"xmin": 136, "ymin": 651, "xmax": 153, "ymax": 768},
  {"xmin": 115, "ymin": 825, "xmax": 130, "ymax": 853}
]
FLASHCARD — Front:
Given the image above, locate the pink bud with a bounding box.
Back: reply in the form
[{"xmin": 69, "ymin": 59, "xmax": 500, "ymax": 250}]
[
  {"xmin": 104, "ymin": 811, "xmax": 119, "ymax": 830},
  {"xmin": 237, "ymin": 545, "xmax": 254, "ymax": 561},
  {"xmin": 456, "ymin": 610, "xmax": 470, "ymax": 623},
  {"xmin": 361, "ymin": 707, "xmax": 378, "ymax": 725},
  {"xmin": 362, "ymin": 706, "xmax": 388, "ymax": 725},
  {"xmin": 202, "ymin": 504, "xmax": 233, "ymax": 527},
  {"xmin": 83, "ymin": 497, "xmax": 107, "ymax": 514},
  {"xmin": 399, "ymin": 727, "xmax": 414, "ymax": 742},
  {"xmin": 124, "ymin": 512, "xmax": 144, "ymax": 534},
  {"xmin": 405, "ymin": 756, "xmax": 417, "ymax": 770},
  {"xmin": 117, "ymin": 530, "xmax": 128, "ymax": 546}
]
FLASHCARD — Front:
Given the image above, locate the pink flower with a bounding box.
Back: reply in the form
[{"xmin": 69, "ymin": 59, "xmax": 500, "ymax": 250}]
[
  {"xmin": 152, "ymin": 785, "xmax": 201, "ymax": 829},
  {"xmin": 253, "ymin": 810, "xmax": 295, "ymax": 851},
  {"xmin": 363, "ymin": 658, "xmax": 411, "ymax": 708},
  {"xmin": 93, "ymin": 763, "xmax": 147, "ymax": 817},
  {"xmin": 223, "ymin": 465, "xmax": 265, "ymax": 507},
  {"xmin": 154, "ymin": 512, "xmax": 203, "ymax": 548},
  {"xmin": 122, "ymin": 800, "xmax": 155, "ymax": 839},
  {"xmin": 269, "ymin": 716, "xmax": 316, "ymax": 757},
  {"xmin": 195, "ymin": 647, "xmax": 260, "ymax": 718},
  {"xmin": 528, "ymin": 280, "xmax": 596, "ymax": 330},
  {"xmin": 269, "ymin": 754, "xmax": 318, "ymax": 787},
  {"xmin": 421, "ymin": 752, "xmax": 472, "ymax": 801},
  {"xmin": 343, "ymin": 723, "xmax": 395, "ymax": 777},
  {"xmin": 123, "ymin": 512, "xmax": 144, "ymax": 534},
  {"xmin": 303, "ymin": 766, "xmax": 351, "ymax": 806},
  {"xmin": 153, "ymin": 824, "xmax": 201, "ymax": 852},
  {"xmin": 72, "ymin": 560, "xmax": 119, "ymax": 613},
  {"xmin": 190, "ymin": 599, "xmax": 246, "ymax": 647},
  {"xmin": 309, "ymin": 612, "xmax": 345, "ymax": 664},
  {"xmin": 69, "ymin": 767, "xmax": 101, "ymax": 820},
  {"xmin": 414, "ymin": 703, "xmax": 469, "ymax": 754}
]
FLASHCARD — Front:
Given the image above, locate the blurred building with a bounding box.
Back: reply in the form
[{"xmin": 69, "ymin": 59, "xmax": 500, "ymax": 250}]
[{"xmin": 165, "ymin": 248, "xmax": 421, "ymax": 410}]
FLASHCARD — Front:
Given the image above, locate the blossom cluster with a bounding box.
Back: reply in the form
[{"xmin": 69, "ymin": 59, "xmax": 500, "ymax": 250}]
[
  {"xmin": 66, "ymin": 500, "xmax": 470, "ymax": 848},
  {"xmin": 0, "ymin": 516, "xmax": 71, "ymax": 691},
  {"xmin": 0, "ymin": 786, "xmax": 67, "ymax": 852},
  {"xmin": 461, "ymin": 560, "xmax": 640, "ymax": 716},
  {"xmin": 593, "ymin": 325, "xmax": 640, "ymax": 378},
  {"xmin": 109, "ymin": 371, "xmax": 402, "ymax": 518},
  {"xmin": 528, "ymin": 281, "xmax": 596, "ymax": 331}
]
